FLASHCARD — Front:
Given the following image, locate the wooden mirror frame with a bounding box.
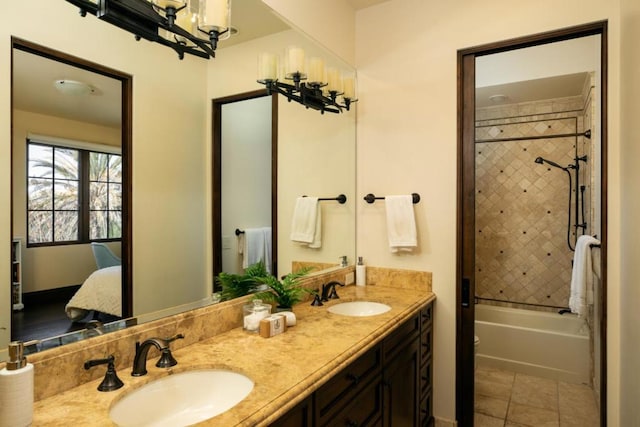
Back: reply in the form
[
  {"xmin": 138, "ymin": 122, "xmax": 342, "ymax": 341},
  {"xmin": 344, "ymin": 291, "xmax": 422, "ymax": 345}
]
[
  {"xmin": 211, "ymin": 90, "xmax": 278, "ymax": 285},
  {"xmin": 10, "ymin": 37, "xmax": 133, "ymax": 323}
]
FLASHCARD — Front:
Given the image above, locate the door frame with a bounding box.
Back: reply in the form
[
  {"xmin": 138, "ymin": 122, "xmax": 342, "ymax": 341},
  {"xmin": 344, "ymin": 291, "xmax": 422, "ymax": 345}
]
[
  {"xmin": 456, "ymin": 21, "xmax": 608, "ymax": 426},
  {"xmin": 211, "ymin": 90, "xmax": 278, "ymax": 281}
]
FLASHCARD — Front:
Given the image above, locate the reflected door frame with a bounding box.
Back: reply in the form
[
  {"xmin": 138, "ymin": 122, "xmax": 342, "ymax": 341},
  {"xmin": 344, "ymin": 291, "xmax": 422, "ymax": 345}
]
[
  {"xmin": 211, "ymin": 90, "xmax": 278, "ymax": 283},
  {"xmin": 10, "ymin": 38, "xmax": 133, "ymax": 321},
  {"xmin": 456, "ymin": 21, "xmax": 608, "ymax": 426}
]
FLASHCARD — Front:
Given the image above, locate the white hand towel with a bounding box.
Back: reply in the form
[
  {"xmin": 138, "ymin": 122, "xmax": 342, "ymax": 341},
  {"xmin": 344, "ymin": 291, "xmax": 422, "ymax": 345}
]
[
  {"xmin": 569, "ymin": 235, "xmax": 600, "ymax": 316},
  {"xmin": 242, "ymin": 227, "xmax": 271, "ymax": 268},
  {"xmin": 385, "ymin": 195, "xmax": 417, "ymax": 253},
  {"xmin": 261, "ymin": 227, "xmax": 273, "ymax": 274},
  {"xmin": 290, "ymin": 197, "xmax": 322, "ymax": 248}
]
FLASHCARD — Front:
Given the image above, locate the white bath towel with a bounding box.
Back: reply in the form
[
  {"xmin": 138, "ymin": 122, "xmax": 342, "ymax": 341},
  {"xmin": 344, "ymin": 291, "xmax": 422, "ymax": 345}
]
[
  {"xmin": 385, "ymin": 195, "xmax": 417, "ymax": 253},
  {"xmin": 290, "ymin": 197, "xmax": 322, "ymax": 248},
  {"xmin": 569, "ymin": 235, "xmax": 600, "ymax": 316},
  {"xmin": 243, "ymin": 227, "xmax": 272, "ymax": 273}
]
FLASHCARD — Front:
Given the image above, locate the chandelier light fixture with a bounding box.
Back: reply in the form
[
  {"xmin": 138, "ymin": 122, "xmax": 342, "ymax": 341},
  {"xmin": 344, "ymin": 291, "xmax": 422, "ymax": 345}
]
[
  {"xmin": 257, "ymin": 46, "xmax": 357, "ymax": 114},
  {"xmin": 65, "ymin": 0, "xmax": 231, "ymax": 60}
]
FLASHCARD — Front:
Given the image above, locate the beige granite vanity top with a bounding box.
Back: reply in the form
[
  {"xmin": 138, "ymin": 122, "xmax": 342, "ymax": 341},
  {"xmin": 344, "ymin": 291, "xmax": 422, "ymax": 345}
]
[{"xmin": 33, "ymin": 284, "xmax": 435, "ymax": 426}]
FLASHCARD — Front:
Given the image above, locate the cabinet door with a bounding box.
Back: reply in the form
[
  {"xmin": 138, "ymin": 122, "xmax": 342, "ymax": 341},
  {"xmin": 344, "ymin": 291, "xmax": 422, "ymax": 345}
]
[
  {"xmin": 270, "ymin": 396, "xmax": 312, "ymax": 427},
  {"xmin": 382, "ymin": 337, "xmax": 420, "ymax": 427}
]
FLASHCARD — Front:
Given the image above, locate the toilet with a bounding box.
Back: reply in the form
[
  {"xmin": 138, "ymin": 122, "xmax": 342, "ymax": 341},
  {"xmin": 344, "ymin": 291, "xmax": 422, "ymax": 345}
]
[{"xmin": 474, "ymin": 335, "xmax": 480, "ymax": 369}]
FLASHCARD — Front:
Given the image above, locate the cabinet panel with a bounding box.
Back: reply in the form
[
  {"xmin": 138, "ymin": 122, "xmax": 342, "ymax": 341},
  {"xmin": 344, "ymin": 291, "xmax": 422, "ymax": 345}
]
[
  {"xmin": 325, "ymin": 379, "xmax": 383, "ymax": 427},
  {"xmin": 382, "ymin": 336, "xmax": 420, "ymax": 427},
  {"xmin": 383, "ymin": 314, "xmax": 419, "ymax": 362},
  {"xmin": 315, "ymin": 345, "xmax": 381, "ymax": 424},
  {"xmin": 419, "ymin": 391, "xmax": 434, "ymax": 427}
]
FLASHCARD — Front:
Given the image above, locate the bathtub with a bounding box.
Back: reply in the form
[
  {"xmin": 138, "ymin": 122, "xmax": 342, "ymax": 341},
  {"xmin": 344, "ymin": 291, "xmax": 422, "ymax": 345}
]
[{"xmin": 475, "ymin": 303, "xmax": 590, "ymax": 384}]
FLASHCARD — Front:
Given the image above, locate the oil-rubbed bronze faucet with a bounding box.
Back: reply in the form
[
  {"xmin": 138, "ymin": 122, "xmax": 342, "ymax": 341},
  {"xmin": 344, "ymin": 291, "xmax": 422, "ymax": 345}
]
[
  {"xmin": 84, "ymin": 354, "xmax": 124, "ymax": 392},
  {"xmin": 131, "ymin": 334, "xmax": 184, "ymax": 376},
  {"xmin": 321, "ymin": 281, "xmax": 345, "ymax": 302}
]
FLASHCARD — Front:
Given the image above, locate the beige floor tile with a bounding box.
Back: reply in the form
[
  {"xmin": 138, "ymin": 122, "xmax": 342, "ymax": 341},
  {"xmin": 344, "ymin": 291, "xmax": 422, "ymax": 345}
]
[
  {"xmin": 476, "ymin": 366, "xmax": 516, "ymax": 386},
  {"xmin": 476, "ymin": 377, "xmax": 514, "ymax": 400},
  {"xmin": 475, "ymin": 412, "xmax": 506, "ymax": 427},
  {"xmin": 558, "ymin": 381, "xmax": 599, "ymax": 425},
  {"xmin": 505, "ymin": 422, "xmax": 530, "ymax": 427},
  {"xmin": 475, "ymin": 394, "xmax": 510, "ymax": 419},
  {"xmin": 511, "ymin": 373, "xmax": 558, "ymax": 411},
  {"xmin": 559, "ymin": 413, "xmax": 599, "ymax": 427},
  {"xmin": 507, "ymin": 402, "xmax": 559, "ymax": 427}
]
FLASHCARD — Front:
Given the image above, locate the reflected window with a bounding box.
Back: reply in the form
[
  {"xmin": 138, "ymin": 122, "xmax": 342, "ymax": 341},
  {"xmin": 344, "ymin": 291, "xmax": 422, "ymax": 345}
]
[{"xmin": 27, "ymin": 141, "xmax": 121, "ymax": 245}]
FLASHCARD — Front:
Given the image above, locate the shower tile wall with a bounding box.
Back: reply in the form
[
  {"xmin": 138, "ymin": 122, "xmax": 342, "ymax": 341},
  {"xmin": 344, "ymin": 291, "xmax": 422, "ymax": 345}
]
[{"xmin": 475, "ymin": 95, "xmax": 591, "ymax": 311}]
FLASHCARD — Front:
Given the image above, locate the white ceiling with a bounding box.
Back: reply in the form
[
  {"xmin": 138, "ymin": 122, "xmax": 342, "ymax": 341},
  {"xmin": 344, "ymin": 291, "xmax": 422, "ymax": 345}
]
[
  {"xmin": 475, "ymin": 72, "xmax": 590, "ymax": 108},
  {"xmin": 13, "ymin": 49, "xmax": 123, "ymax": 128}
]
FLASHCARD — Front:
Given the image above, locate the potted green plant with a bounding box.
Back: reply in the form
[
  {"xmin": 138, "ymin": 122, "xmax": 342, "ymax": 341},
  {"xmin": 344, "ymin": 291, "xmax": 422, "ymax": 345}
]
[
  {"xmin": 254, "ymin": 266, "xmax": 314, "ymax": 311},
  {"xmin": 215, "ymin": 261, "xmax": 270, "ymax": 301}
]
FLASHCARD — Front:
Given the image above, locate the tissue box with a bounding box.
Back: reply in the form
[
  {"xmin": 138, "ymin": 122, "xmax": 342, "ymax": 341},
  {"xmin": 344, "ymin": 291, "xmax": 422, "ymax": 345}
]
[{"xmin": 259, "ymin": 314, "xmax": 287, "ymax": 338}]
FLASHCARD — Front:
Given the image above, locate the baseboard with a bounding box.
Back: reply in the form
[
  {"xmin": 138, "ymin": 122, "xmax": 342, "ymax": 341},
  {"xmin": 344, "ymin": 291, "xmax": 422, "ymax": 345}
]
[{"xmin": 23, "ymin": 285, "xmax": 81, "ymax": 306}]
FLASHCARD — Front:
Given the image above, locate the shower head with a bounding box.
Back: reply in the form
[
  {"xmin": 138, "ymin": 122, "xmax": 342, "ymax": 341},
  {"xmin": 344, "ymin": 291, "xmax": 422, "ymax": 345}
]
[{"xmin": 534, "ymin": 156, "xmax": 569, "ymax": 171}]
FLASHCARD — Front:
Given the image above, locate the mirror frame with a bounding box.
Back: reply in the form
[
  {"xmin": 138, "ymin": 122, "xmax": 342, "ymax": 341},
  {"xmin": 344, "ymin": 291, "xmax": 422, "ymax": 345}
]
[
  {"xmin": 211, "ymin": 90, "xmax": 279, "ymax": 282},
  {"xmin": 9, "ymin": 37, "xmax": 134, "ymax": 327},
  {"xmin": 456, "ymin": 21, "xmax": 608, "ymax": 426}
]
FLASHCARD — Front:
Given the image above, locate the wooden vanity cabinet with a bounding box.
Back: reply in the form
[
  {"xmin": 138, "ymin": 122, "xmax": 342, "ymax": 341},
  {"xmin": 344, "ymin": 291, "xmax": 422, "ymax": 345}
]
[{"xmin": 271, "ymin": 302, "xmax": 434, "ymax": 427}]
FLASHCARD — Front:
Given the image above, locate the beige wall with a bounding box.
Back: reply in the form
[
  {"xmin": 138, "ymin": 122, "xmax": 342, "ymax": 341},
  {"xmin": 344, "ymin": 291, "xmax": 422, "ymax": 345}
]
[
  {"xmin": 619, "ymin": 0, "xmax": 640, "ymax": 424},
  {"xmin": 354, "ymin": 0, "xmax": 621, "ymax": 424},
  {"xmin": 12, "ymin": 110, "xmax": 121, "ymax": 292},
  {"xmin": 262, "ymin": 0, "xmax": 356, "ymax": 67},
  {"xmin": 1, "ymin": 1, "xmax": 211, "ymax": 329}
]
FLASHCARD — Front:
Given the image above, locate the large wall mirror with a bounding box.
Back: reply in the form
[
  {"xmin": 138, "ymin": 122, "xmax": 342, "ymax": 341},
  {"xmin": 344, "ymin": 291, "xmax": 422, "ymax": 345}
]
[{"xmin": 1, "ymin": 0, "xmax": 355, "ymax": 359}]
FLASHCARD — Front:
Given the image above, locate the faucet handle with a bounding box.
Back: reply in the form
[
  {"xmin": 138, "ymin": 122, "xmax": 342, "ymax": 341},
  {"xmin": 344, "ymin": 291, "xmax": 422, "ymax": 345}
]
[
  {"xmin": 155, "ymin": 334, "xmax": 185, "ymax": 368},
  {"xmin": 84, "ymin": 355, "xmax": 124, "ymax": 392}
]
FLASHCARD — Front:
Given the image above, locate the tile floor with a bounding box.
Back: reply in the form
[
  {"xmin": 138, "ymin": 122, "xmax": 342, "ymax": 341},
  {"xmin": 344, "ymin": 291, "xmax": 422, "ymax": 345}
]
[{"xmin": 474, "ymin": 365, "xmax": 600, "ymax": 427}]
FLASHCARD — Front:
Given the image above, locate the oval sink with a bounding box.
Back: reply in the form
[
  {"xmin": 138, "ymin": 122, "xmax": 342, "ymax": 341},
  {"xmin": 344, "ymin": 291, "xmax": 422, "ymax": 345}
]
[
  {"xmin": 109, "ymin": 369, "xmax": 253, "ymax": 427},
  {"xmin": 327, "ymin": 301, "xmax": 391, "ymax": 317}
]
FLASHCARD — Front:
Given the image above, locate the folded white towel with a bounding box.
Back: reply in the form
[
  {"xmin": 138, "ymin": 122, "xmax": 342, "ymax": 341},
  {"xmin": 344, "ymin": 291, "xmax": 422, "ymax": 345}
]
[
  {"xmin": 243, "ymin": 227, "xmax": 272, "ymax": 273},
  {"xmin": 385, "ymin": 195, "xmax": 417, "ymax": 253},
  {"xmin": 569, "ymin": 235, "xmax": 600, "ymax": 316},
  {"xmin": 290, "ymin": 197, "xmax": 322, "ymax": 248}
]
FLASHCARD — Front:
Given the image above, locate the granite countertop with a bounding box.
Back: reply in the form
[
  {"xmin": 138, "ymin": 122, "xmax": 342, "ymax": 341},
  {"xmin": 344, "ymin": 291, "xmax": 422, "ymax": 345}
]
[{"xmin": 33, "ymin": 285, "xmax": 435, "ymax": 426}]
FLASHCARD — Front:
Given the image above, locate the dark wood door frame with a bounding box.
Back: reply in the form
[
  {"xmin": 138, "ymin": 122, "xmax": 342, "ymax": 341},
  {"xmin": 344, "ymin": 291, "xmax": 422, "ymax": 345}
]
[
  {"xmin": 10, "ymin": 37, "xmax": 133, "ymax": 319},
  {"xmin": 211, "ymin": 90, "xmax": 278, "ymax": 283},
  {"xmin": 456, "ymin": 21, "xmax": 608, "ymax": 426}
]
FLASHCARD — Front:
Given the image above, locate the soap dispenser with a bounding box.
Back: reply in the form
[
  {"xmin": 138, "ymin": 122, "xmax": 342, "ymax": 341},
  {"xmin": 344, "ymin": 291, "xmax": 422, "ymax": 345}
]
[
  {"xmin": 0, "ymin": 341, "xmax": 34, "ymax": 427},
  {"xmin": 356, "ymin": 256, "xmax": 366, "ymax": 287}
]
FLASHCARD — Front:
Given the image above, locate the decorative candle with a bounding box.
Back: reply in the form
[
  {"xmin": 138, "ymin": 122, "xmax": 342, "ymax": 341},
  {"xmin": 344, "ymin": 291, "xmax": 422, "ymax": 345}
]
[
  {"xmin": 199, "ymin": 0, "xmax": 229, "ymax": 32},
  {"xmin": 286, "ymin": 46, "xmax": 305, "ymax": 77},
  {"xmin": 258, "ymin": 52, "xmax": 279, "ymax": 82},
  {"xmin": 326, "ymin": 67, "xmax": 343, "ymax": 93},
  {"xmin": 307, "ymin": 57, "xmax": 325, "ymax": 85},
  {"xmin": 343, "ymin": 76, "xmax": 356, "ymax": 99}
]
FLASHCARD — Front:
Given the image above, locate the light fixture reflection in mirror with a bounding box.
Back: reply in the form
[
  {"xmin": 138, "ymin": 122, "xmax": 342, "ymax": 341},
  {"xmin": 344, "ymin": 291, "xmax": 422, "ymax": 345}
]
[{"xmin": 257, "ymin": 46, "xmax": 358, "ymax": 114}]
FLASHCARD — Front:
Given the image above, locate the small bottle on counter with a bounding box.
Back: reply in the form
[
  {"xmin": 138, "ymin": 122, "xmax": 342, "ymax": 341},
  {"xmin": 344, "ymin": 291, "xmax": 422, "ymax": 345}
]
[
  {"xmin": 0, "ymin": 341, "xmax": 34, "ymax": 427},
  {"xmin": 356, "ymin": 256, "xmax": 366, "ymax": 287},
  {"xmin": 243, "ymin": 299, "xmax": 271, "ymax": 332}
]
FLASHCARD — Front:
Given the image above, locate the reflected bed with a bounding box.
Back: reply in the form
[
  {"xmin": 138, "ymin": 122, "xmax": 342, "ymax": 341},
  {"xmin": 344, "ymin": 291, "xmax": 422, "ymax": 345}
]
[{"xmin": 65, "ymin": 266, "xmax": 122, "ymax": 321}]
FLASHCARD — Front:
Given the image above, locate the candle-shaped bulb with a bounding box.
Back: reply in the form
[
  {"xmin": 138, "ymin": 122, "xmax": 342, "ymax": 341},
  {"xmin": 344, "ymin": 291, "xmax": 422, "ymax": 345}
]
[
  {"xmin": 198, "ymin": 0, "xmax": 230, "ymax": 34},
  {"xmin": 307, "ymin": 57, "xmax": 326, "ymax": 85},
  {"xmin": 285, "ymin": 46, "xmax": 306, "ymax": 79},
  {"xmin": 343, "ymin": 76, "xmax": 356, "ymax": 99},
  {"xmin": 326, "ymin": 67, "xmax": 343, "ymax": 94},
  {"xmin": 258, "ymin": 52, "xmax": 279, "ymax": 82}
]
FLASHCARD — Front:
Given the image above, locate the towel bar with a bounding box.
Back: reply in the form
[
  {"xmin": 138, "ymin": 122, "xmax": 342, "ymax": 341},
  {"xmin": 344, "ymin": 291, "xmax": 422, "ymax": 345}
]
[
  {"xmin": 302, "ymin": 194, "xmax": 347, "ymax": 204},
  {"xmin": 235, "ymin": 229, "xmax": 245, "ymax": 236},
  {"xmin": 363, "ymin": 193, "xmax": 420, "ymax": 204}
]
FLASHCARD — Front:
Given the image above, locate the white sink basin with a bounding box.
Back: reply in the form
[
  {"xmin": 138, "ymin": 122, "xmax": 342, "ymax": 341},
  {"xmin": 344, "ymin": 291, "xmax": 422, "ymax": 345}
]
[
  {"xmin": 109, "ymin": 369, "xmax": 253, "ymax": 427},
  {"xmin": 327, "ymin": 301, "xmax": 391, "ymax": 317}
]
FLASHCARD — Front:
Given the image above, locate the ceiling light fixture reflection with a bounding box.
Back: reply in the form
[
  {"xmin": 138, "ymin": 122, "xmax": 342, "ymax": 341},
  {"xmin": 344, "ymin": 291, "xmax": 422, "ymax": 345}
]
[{"xmin": 53, "ymin": 79, "xmax": 95, "ymax": 96}]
